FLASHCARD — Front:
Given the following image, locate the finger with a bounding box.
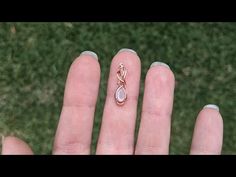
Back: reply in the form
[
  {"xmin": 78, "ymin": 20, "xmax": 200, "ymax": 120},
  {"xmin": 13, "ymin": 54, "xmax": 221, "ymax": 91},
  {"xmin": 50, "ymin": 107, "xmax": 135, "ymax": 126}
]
[
  {"xmin": 96, "ymin": 49, "xmax": 141, "ymax": 154},
  {"xmin": 135, "ymin": 62, "xmax": 175, "ymax": 154},
  {"xmin": 1, "ymin": 136, "xmax": 33, "ymax": 155},
  {"xmin": 53, "ymin": 51, "xmax": 100, "ymax": 154},
  {"xmin": 190, "ymin": 104, "xmax": 223, "ymax": 155}
]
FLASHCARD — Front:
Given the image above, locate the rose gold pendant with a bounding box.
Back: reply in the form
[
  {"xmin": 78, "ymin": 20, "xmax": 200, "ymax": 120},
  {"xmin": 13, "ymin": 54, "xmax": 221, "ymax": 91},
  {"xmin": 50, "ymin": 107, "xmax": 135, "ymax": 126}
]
[{"xmin": 115, "ymin": 63, "xmax": 127, "ymax": 105}]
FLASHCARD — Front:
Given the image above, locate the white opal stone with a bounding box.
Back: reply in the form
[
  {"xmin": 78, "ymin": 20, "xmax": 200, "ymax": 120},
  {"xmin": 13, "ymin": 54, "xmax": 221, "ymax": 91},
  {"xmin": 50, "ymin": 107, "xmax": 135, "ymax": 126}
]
[{"xmin": 115, "ymin": 86, "xmax": 126, "ymax": 104}]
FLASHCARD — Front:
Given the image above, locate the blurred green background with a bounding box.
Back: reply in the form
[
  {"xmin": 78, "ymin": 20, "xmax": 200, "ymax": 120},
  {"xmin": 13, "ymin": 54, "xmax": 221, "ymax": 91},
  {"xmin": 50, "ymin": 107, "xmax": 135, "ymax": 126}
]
[{"xmin": 0, "ymin": 22, "xmax": 235, "ymax": 154}]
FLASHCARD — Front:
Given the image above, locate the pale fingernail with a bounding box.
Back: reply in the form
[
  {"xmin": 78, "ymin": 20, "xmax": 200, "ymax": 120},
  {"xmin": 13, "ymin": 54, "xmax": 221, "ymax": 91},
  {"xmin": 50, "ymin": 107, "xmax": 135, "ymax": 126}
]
[
  {"xmin": 203, "ymin": 104, "xmax": 219, "ymax": 112},
  {"xmin": 80, "ymin": 51, "xmax": 98, "ymax": 60},
  {"xmin": 118, "ymin": 48, "xmax": 137, "ymax": 55},
  {"xmin": 150, "ymin": 61, "xmax": 170, "ymax": 69}
]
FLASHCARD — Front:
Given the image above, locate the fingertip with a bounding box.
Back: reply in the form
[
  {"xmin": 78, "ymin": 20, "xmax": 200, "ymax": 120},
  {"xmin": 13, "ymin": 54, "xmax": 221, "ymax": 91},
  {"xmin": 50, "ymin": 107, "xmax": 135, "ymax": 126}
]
[
  {"xmin": 198, "ymin": 105, "xmax": 223, "ymax": 125},
  {"xmin": 73, "ymin": 52, "xmax": 100, "ymax": 71},
  {"xmin": 2, "ymin": 136, "xmax": 33, "ymax": 155},
  {"xmin": 114, "ymin": 48, "xmax": 141, "ymax": 68},
  {"xmin": 64, "ymin": 53, "xmax": 101, "ymax": 106},
  {"xmin": 146, "ymin": 61, "xmax": 175, "ymax": 87},
  {"xmin": 70, "ymin": 51, "xmax": 100, "ymax": 76},
  {"xmin": 68, "ymin": 52, "xmax": 101, "ymax": 84}
]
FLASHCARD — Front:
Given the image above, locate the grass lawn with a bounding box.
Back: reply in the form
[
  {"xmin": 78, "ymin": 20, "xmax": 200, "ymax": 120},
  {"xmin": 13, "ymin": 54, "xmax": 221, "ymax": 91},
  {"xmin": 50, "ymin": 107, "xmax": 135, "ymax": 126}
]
[{"xmin": 0, "ymin": 22, "xmax": 235, "ymax": 154}]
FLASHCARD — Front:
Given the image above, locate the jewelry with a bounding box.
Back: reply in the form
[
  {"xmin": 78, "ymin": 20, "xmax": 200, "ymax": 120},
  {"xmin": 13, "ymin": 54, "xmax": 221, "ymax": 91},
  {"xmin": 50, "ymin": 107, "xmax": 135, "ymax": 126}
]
[{"xmin": 115, "ymin": 63, "xmax": 127, "ymax": 105}]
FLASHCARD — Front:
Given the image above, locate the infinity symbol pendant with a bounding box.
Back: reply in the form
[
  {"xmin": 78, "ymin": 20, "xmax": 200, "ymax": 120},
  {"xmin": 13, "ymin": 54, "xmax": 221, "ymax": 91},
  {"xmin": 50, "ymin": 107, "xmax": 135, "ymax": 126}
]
[{"xmin": 115, "ymin": 63, "xmax": 127, "ymax": 106}]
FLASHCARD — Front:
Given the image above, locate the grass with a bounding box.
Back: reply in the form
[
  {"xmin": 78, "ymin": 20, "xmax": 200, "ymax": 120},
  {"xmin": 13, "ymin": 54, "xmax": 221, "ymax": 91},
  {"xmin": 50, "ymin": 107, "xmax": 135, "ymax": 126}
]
[{"xmin": 0, "ymin": 22, "xmax": 235, "ymax": 154}]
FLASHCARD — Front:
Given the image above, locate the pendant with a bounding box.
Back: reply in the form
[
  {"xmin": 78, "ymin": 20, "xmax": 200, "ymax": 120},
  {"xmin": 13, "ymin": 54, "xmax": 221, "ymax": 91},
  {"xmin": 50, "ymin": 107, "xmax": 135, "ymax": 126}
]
[{"xmin": 115, "ymin": 63, "xmax": 127, "ymax": 106}]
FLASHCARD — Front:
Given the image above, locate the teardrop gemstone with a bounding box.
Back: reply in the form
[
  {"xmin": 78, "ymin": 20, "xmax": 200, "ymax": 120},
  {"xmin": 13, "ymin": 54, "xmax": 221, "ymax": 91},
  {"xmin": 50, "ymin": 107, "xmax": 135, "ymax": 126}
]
[{"xmin": 115, "ymin": 86, "xmax": 127, "ymax": 105}]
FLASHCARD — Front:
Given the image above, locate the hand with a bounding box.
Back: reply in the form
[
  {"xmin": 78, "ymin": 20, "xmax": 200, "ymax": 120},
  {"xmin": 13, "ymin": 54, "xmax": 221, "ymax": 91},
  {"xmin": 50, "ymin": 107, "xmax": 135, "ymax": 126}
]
[{"xmin": 1, "ymin": 49, "xmax": 223, "ymax": 155}]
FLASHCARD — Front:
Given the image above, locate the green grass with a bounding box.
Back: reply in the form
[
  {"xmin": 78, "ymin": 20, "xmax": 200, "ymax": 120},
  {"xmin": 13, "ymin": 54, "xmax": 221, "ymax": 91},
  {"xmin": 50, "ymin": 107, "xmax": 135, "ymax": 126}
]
[{"xmin": 0, "ymin": 22, "xmax": 235, "ymax": 154}]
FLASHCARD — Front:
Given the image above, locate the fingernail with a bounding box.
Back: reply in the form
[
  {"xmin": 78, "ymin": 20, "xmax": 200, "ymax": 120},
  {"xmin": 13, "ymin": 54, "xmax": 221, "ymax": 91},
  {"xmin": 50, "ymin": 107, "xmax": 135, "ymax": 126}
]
[
  {"xmin": 150, "ymin": 61, "xmax": 170, "ymax": 69},
  {"xmin": 118, "ymin": 48, "xmax": 137, "ymax": 55},
  {"xmin": 80, "ymin": 51, "xmax": 98, "ymax": 60},
  {"xmin": 203, "ymin": 104, "xmax": 219, "ymax": 112}
]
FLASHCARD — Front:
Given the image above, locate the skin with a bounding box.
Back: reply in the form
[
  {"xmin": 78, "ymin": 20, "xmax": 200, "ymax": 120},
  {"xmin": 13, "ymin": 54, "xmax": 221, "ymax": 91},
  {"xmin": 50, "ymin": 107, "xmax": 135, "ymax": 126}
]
[{"xmin": 1, "ymin": 49, "xmax": 223, "ymax": 155}]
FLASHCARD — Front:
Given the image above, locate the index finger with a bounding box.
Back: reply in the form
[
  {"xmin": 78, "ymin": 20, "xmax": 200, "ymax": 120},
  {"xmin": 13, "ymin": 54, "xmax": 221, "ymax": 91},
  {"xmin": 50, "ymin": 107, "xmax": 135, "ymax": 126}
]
[{"xmin": 53, "ymin": 51, "xmax": 100, "ymax": 154}]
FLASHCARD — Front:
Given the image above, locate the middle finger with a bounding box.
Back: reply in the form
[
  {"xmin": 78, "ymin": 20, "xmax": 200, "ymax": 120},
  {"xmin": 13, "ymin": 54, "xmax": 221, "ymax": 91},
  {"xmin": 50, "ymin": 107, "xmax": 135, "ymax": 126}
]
[{"xmin": 96, "ymin": 49, "xmax": 141, "ymax": 154}]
